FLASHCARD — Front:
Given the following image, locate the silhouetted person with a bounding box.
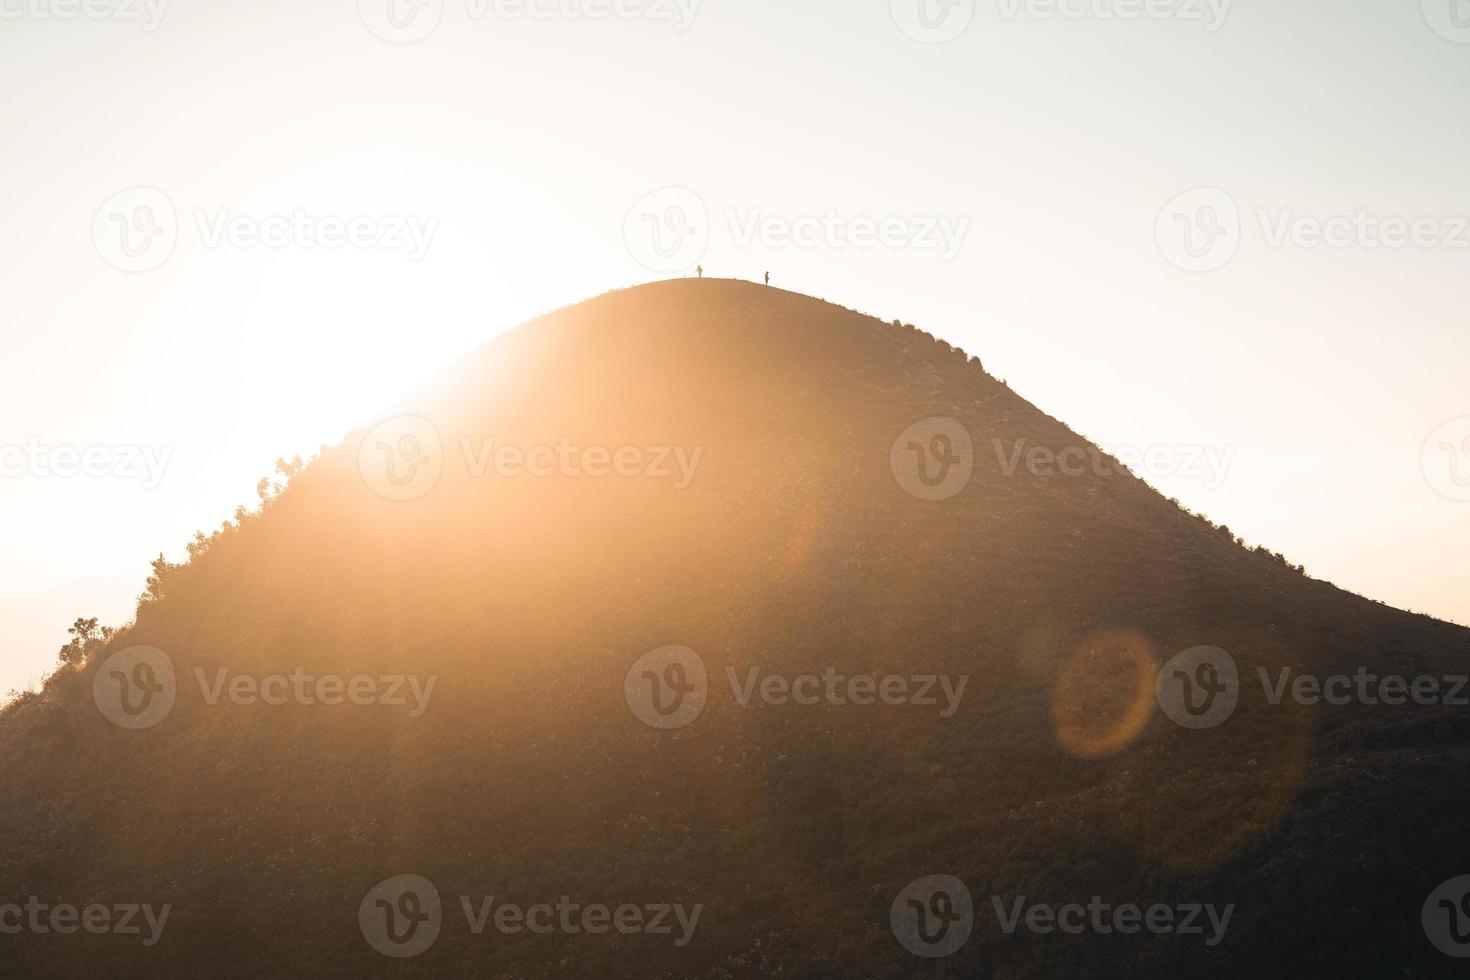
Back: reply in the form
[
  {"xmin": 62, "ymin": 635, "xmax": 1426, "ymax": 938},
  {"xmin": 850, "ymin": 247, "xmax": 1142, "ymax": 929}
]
[
  {"xmin": 764, "ymin": 271, "xmax": 770, "ymax": 286},
  {"xmin": 696, "ymin": 265, "xmax": 703, "ymax": 278}
]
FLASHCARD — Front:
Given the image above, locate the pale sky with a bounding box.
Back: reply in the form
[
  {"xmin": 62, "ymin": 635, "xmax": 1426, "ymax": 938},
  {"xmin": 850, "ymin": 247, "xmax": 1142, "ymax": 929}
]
[{"xmin": 2, "ymin": 0, "xmax": 1468, "ymax": 693}]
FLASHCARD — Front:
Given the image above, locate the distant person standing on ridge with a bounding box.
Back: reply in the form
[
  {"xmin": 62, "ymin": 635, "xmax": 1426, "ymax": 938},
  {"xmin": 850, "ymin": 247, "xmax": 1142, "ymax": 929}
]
[
  {"xmin": 764, "ymin": 271, "xmax": 770, "ymax": 286},
  {"xmin": 696, "ymin": 265, "xmax": 703, "ymax": 278}
]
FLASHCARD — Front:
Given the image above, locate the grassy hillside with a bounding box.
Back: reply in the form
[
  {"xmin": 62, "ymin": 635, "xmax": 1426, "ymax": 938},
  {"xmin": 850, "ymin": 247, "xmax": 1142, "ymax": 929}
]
[{"xmin": 4, "ymin": 279, "xmax": 1468, "ymax": 978}]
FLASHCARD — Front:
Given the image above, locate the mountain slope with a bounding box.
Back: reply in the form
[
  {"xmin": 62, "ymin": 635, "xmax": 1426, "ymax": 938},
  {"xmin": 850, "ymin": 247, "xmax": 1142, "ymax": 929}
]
[{"xmin": 4, "ymin": 279, "xmax": 1468, "ymax": 978}]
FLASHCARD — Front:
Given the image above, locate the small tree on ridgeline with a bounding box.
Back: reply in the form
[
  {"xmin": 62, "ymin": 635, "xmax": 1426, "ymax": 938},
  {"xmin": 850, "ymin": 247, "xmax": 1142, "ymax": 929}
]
[{"xmin": 56, "ymin": 617, "xmax": 112, "ymax": 667}]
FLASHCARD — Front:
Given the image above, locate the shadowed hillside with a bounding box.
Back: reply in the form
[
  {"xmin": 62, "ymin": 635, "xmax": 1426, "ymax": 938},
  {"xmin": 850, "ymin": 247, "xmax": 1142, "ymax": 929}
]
[{"xmin": 4, "ymin": 279, "xmax": 1469, "ymax": 978}]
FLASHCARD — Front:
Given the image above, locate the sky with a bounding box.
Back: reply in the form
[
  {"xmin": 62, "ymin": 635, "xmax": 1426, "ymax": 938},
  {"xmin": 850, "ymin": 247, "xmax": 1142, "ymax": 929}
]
[{"xmin": 1, "ymin": 0, "xmax": 1468, "ymax": 694}]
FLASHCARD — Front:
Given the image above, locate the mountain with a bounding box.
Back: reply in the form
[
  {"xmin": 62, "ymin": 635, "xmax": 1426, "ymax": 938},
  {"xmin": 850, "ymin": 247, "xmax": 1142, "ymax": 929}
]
[{"xmin": 4, "ymin": 279, "xmax": 1469, "ymax": 978}]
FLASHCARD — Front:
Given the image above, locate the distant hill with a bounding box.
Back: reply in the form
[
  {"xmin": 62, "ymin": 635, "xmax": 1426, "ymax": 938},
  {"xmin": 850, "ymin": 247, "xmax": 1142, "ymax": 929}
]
[{"xmin": 4, "ymin": 279, "xmax": 1469, "ymax": 978}]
